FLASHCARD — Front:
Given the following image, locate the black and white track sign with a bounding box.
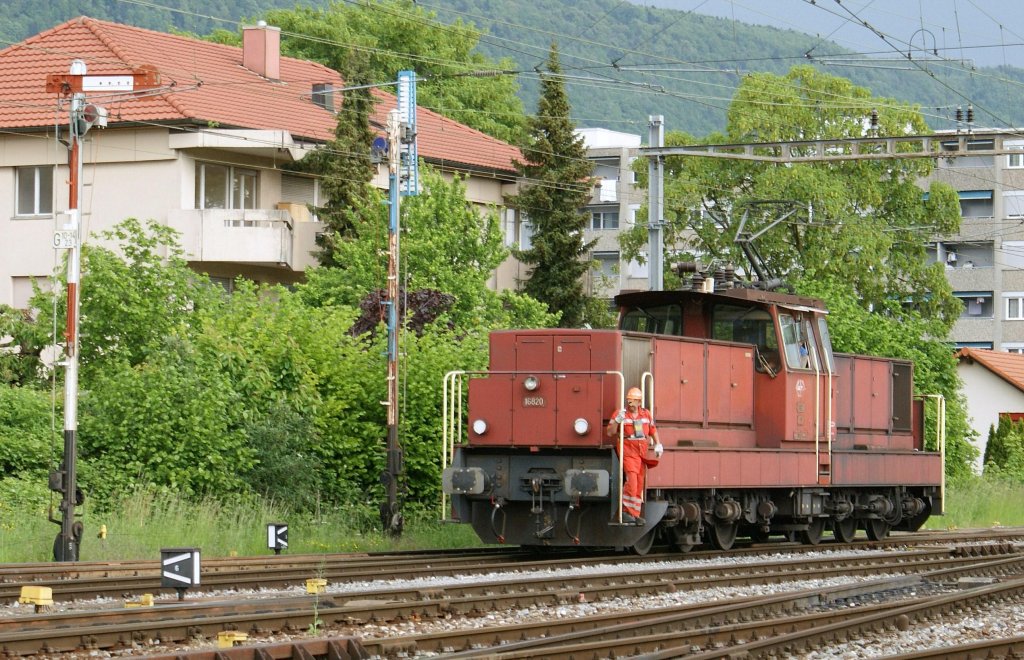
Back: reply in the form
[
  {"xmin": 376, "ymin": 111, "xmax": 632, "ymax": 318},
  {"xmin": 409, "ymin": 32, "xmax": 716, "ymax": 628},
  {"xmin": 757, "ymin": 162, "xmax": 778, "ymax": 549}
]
[
  {"xmin": 267, "ymin": 523, "xmax": 288, "ymax": 551},
  {"xmin": 160, "ymin": 548, "xmax": 200, "ymax": 588}
]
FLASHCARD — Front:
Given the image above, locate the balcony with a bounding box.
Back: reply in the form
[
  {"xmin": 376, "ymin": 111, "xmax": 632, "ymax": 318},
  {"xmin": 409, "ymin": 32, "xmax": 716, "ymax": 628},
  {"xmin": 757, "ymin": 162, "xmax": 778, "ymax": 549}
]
[{"xmin": 167, "ymin": 208, "xmax": 322, "ymax": 271}]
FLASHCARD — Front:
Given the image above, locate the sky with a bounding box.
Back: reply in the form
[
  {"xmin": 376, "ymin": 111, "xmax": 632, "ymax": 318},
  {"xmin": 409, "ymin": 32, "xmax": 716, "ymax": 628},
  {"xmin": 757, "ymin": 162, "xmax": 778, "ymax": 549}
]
[{"xmin": 641, "ymin": 0, "xmax": 1024, "ymax": 69}]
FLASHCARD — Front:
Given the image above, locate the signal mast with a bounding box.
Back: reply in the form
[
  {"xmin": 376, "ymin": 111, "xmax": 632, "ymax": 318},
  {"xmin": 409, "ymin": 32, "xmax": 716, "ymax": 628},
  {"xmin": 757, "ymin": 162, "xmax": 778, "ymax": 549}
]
[
  {"xmin": 44, "ymin": 60, "xmax": 159, "ymax": 561},
  {"xmin": 379, "ymin": 71, "xmax": 418, "ymax": 538}
]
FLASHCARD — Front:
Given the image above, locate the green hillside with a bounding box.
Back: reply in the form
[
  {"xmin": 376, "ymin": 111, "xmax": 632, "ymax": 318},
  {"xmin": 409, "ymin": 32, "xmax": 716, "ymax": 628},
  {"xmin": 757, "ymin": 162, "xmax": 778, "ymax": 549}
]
[{"xmin": 3, "ymin": 0, "xmax": 1023, "ymax": 137}]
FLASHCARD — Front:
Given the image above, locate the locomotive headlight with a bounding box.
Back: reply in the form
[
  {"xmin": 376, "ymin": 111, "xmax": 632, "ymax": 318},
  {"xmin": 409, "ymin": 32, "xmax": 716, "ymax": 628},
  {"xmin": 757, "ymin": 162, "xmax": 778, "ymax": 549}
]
[
  {"xmin": 573, "ymin": 418, "xmax": 589, "ymax": 435},
  {"xmin": 472, "ymin": 419, "xmax": 488, "ymax": 435},
  {"xmin": 523, "ymin": 376, "xmax": 539, "ymax": 391}
]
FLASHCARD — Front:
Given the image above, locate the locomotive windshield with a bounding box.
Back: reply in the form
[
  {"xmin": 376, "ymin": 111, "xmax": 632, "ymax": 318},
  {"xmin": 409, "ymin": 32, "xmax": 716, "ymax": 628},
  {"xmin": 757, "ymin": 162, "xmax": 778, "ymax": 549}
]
[
  {"xmin": 711, "ymin": 304, "xmax": 779, "ymax": 373},
  {"xmin": 620, "ymin": 304, "xmax": 683, "ymax": 335}
]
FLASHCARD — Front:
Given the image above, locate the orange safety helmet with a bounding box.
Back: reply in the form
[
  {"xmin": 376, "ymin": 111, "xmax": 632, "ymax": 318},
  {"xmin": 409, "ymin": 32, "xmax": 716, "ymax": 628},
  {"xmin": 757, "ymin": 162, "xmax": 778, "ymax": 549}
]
[{"xmin": 626, "ymin": 387, "xmax": 643, "ymax": 402}]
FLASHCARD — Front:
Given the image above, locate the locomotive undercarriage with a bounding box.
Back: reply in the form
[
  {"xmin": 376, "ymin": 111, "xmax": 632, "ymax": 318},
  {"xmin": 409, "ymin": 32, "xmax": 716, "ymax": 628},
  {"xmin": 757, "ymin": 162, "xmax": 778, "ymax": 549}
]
[
  {"xmin": 656, "ymin": 484, "xmax": 937, "ymax": 553},
  {"xmin": 443, "ymin": 448, "xmax": 939, "ymax": 554}
]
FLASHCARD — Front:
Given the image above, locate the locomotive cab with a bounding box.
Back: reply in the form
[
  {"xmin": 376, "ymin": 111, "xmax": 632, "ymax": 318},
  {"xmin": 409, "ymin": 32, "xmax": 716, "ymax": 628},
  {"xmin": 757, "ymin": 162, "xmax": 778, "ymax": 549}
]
[{"xmin": 441, "ymin": 286, "xmax": 944, "ymax": 553}]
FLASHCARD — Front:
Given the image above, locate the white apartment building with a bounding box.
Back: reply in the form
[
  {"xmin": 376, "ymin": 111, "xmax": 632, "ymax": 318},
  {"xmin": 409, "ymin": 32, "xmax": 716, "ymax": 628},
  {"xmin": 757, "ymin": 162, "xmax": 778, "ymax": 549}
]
[
  {"xmin": 577, "ymin": 127, "xmax": 649, "ymax": 298},
  {"xmin": 923, "ymin": 129, "xmax": 1024, "ymax": 352},
  {"xmin": 0, "ymin": 17, "xmax": 521, "ymax": 309}
]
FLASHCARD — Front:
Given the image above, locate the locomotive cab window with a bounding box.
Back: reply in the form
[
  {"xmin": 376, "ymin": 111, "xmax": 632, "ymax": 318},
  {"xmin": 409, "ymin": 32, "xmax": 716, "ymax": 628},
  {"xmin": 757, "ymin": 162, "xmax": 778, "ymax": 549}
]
[
  {"xmin": 711, "ymin": 304, "xmax": 780, "ymax": 373},
  {"xmin": 816, "ymin": 317, "xmax": 836, "ymax": 371},
  {"xmin": 620, "ymin": 304, "xmax": 683, "ymax": 335},
  {"xmin": 779, "ymin": 313, "xmax": 822, "ymax": 371}
]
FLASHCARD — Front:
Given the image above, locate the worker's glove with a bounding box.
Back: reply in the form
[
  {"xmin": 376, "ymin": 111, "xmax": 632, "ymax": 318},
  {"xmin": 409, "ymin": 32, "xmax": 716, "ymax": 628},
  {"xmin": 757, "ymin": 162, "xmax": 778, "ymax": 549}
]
[
  {"xmin": 653, "ymin": 442, "xmax": 664, "ymax": 458},
  {"xmin": 614, "ymin": 411, "xmax": 625, "ymax": 424}
]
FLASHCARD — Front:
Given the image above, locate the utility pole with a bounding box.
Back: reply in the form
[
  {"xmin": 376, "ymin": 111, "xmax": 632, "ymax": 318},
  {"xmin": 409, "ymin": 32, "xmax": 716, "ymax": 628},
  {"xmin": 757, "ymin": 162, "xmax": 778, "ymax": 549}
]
[
  {"xmin": 45, "ymin": 61, "xmax": 159, "ymax": 562},
  {"xmin": 380, "ymin": 71, "xmax": 418, "ymax": 538}
]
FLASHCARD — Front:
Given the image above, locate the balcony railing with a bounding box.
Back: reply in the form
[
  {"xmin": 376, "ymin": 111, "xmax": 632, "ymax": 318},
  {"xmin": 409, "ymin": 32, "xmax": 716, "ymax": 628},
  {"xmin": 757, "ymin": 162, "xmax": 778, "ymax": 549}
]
[{"xmin": 167, "ymin": 208, "xmax": 322, "ymax": 270}]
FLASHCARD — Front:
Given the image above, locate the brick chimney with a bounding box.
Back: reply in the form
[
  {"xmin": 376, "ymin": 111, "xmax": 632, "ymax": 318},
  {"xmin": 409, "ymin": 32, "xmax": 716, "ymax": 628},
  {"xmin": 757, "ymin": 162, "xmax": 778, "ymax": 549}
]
[{"xmin": 242, "ymin": 21, "xmax": 280, "ymax": 80}]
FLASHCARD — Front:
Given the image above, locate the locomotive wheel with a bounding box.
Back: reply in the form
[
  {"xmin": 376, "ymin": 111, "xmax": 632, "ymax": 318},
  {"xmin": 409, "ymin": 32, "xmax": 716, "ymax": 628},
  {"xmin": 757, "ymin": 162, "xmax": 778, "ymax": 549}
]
[
  {"xmin": 799, "ymin": 518, "xmax": 826, "ymax": 546},
  {"xmin": 865, "ymin": 519, "xmax": 891, "ymax": 541},
  {"xmin": 631, "ymin": 529, "xmax": 656, "ymax": 555},
  {"xmin": 709, "ymin": 521, "xmax": 738, "ymax": 550},
  {"xmin": 749, "ymin": 528, "xmax": 770, "ymax": 543},
  {"xmin": 832, "ymin": 517, "xmax": 857, "ymax": 543}
]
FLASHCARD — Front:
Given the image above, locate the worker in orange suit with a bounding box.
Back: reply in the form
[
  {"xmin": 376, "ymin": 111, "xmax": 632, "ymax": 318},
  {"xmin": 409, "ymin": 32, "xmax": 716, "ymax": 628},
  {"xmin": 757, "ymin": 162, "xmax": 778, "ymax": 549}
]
[{"xmin": 606, "ymin": 387, "xmax": 662, "ymax": 525}]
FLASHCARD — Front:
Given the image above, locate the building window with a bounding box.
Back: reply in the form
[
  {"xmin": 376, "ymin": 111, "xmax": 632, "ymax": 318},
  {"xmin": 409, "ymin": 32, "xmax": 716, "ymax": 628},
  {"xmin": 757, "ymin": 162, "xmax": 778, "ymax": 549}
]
[
  {"xmin": 590, "ymin": 209, "xmax": 619, "ymax": 230},
  {"xmin": 15, "ymin": 166, "xmax": 54, "ymax": 216},
  {"xmin": 1006, "ymin": 292, "xmax": 1024, "ymax": 320},
  {"xmin": 195, "ymin": 162, "xmax": 258, "ymax": 210},
  {"xmin": 1003, "ymin": 344, "xmax": 1024, "ymax": 354},
  {"xmin": 592, "ymin": 251, "xmax": 619, "ymax": 281},
  {"xmin": 519, "ymin": 219, "xmax": 534, "ymax": 250},
  {"xmin": 955, "ymin": 292, "xmax": 993, "ymax": 318},
  {"xmin": 1007, "ymin": 140, "xmax": 1024, "ymax": 168},
  {"xmin": 1006, "ymin": 191, "xmax": 1024, "ymax": 218}
]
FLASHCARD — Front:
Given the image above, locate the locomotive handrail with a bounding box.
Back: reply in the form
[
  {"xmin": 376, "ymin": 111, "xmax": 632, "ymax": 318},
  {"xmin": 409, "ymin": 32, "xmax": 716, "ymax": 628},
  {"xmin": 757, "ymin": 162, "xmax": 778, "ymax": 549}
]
[
  {"xmin": 638, "ymin": 371, "xmax": 655, "ymax": 521},
  {"xmin": 919, "ymin": 393, "xmax": 947, "ymax": 514},
  {"xmin": 821, "ymin": 337, "xmax": 834, "ymax": 486},
  {"xmin": 440, "ymin": 369, "xmax": 625, "ymax": 523}
]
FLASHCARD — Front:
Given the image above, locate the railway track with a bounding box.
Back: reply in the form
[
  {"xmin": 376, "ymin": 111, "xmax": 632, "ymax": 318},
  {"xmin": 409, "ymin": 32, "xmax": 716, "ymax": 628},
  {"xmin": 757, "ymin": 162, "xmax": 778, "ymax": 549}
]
[{"xmin": 2, "ymin": 528, "xmax": 1023, "ymax": 658}]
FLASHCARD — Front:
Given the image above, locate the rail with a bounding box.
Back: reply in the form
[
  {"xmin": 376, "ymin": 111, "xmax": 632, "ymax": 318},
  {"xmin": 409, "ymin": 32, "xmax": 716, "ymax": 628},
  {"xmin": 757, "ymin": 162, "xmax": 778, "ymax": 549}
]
[{"xmin": 441, "ymin": 370, "xmax": 624, "ymax": 522}]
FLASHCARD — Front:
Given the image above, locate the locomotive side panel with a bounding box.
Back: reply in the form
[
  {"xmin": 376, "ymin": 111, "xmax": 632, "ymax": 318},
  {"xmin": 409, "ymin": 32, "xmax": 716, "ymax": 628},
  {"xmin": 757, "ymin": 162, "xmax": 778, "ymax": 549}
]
[
  {"xmin": 650, "ymin": 338, "xmax": 705, "ymax": 425},
  {"xmin": 648, "ymin": 336, "xmax": 759, "ymax": 448},
  {"xmin": 832, "ymin": 451, "xmax": 943, "ymax": 486},
  {"xmin": 707, "ymin": 344, "xmax": 755, "ymax": 429},
  {"xmin": 834, "ymin": 354, "xmax": 916, "ymax": 451},
  {"xmin": 648, "ymin": 448, "xmax": 817, "ymax": 489}
]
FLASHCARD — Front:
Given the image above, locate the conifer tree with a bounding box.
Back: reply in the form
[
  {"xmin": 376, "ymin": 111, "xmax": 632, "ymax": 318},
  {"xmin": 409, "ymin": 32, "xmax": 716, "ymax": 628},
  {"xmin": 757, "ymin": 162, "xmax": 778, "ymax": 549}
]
[
  {"xmin": 293, "ymin": 50, "xmax": 383, "ymax": 267},
  {"xmin": 507, "ymin": 43, "xmax": 599, "ymax": 328}
]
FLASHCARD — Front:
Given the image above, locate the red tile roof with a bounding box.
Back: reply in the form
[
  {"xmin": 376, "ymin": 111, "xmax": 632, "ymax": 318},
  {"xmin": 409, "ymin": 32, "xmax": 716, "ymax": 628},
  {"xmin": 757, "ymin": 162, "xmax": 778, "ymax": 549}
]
[
  {"xmin": 957, "ymin": 347, "xmax": 1024, "ymax": 393},
  {"xmin": 0, "ymin": 16, "xmax": 520, "ymax": 174}
]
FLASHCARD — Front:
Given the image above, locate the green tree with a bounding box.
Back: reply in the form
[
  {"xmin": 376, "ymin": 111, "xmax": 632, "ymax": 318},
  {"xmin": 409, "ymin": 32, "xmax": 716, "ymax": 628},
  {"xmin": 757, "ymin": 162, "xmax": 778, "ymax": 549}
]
[
  {"xmin": 0, "ymin": 304, "xmax": 50, "ymax": 387},
  {"xmin": 625, "ymin": 66, "xmax": 961, "ymax": 328},
  {"xmin": 984, "ymin": 416, "xmax": 1024, "ymax": 480},
  {"xmin": 298, "ymin": 168, "xmax": 556, "ymax": 330},
  {"xmin": 32, "ymin": 219, "xmax": 216, "ymax": 372},
  {"xmin": 78, "ymin": 335, "xmax": 252, "ymax": 502},
  {"xmin": 289, "ymin": 48, "xmax": 382, "ymax": 265},
  {"xmin": 0, "ymin": 386, "xmax": 55, "ymax": 478},
  {"xmin": 507, "ymin": 43, "xmax": 601, "ymax": 328}
]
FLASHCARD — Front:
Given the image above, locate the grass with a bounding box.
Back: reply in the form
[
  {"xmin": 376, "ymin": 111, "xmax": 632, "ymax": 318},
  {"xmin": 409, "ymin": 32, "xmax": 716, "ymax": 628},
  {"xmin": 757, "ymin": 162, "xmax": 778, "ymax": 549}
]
[
  {"xmin": 926, "ymin": 477, "xmax": 1024, "ymax": 530},
  {"xmin": 0, "ymin": 487, "xmax": 483, "ymax": 563},
  {"xmin": 1, "ymin": 478, "xmax": 1022, "ymax": 563}
]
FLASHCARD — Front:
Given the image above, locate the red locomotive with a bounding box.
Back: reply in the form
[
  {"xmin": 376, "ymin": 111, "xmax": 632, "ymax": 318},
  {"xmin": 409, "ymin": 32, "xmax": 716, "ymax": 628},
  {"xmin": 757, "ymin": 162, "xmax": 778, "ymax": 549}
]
[{"xmin": 441, "ymin": 280, "xmax": 945, "ymax": 554}]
